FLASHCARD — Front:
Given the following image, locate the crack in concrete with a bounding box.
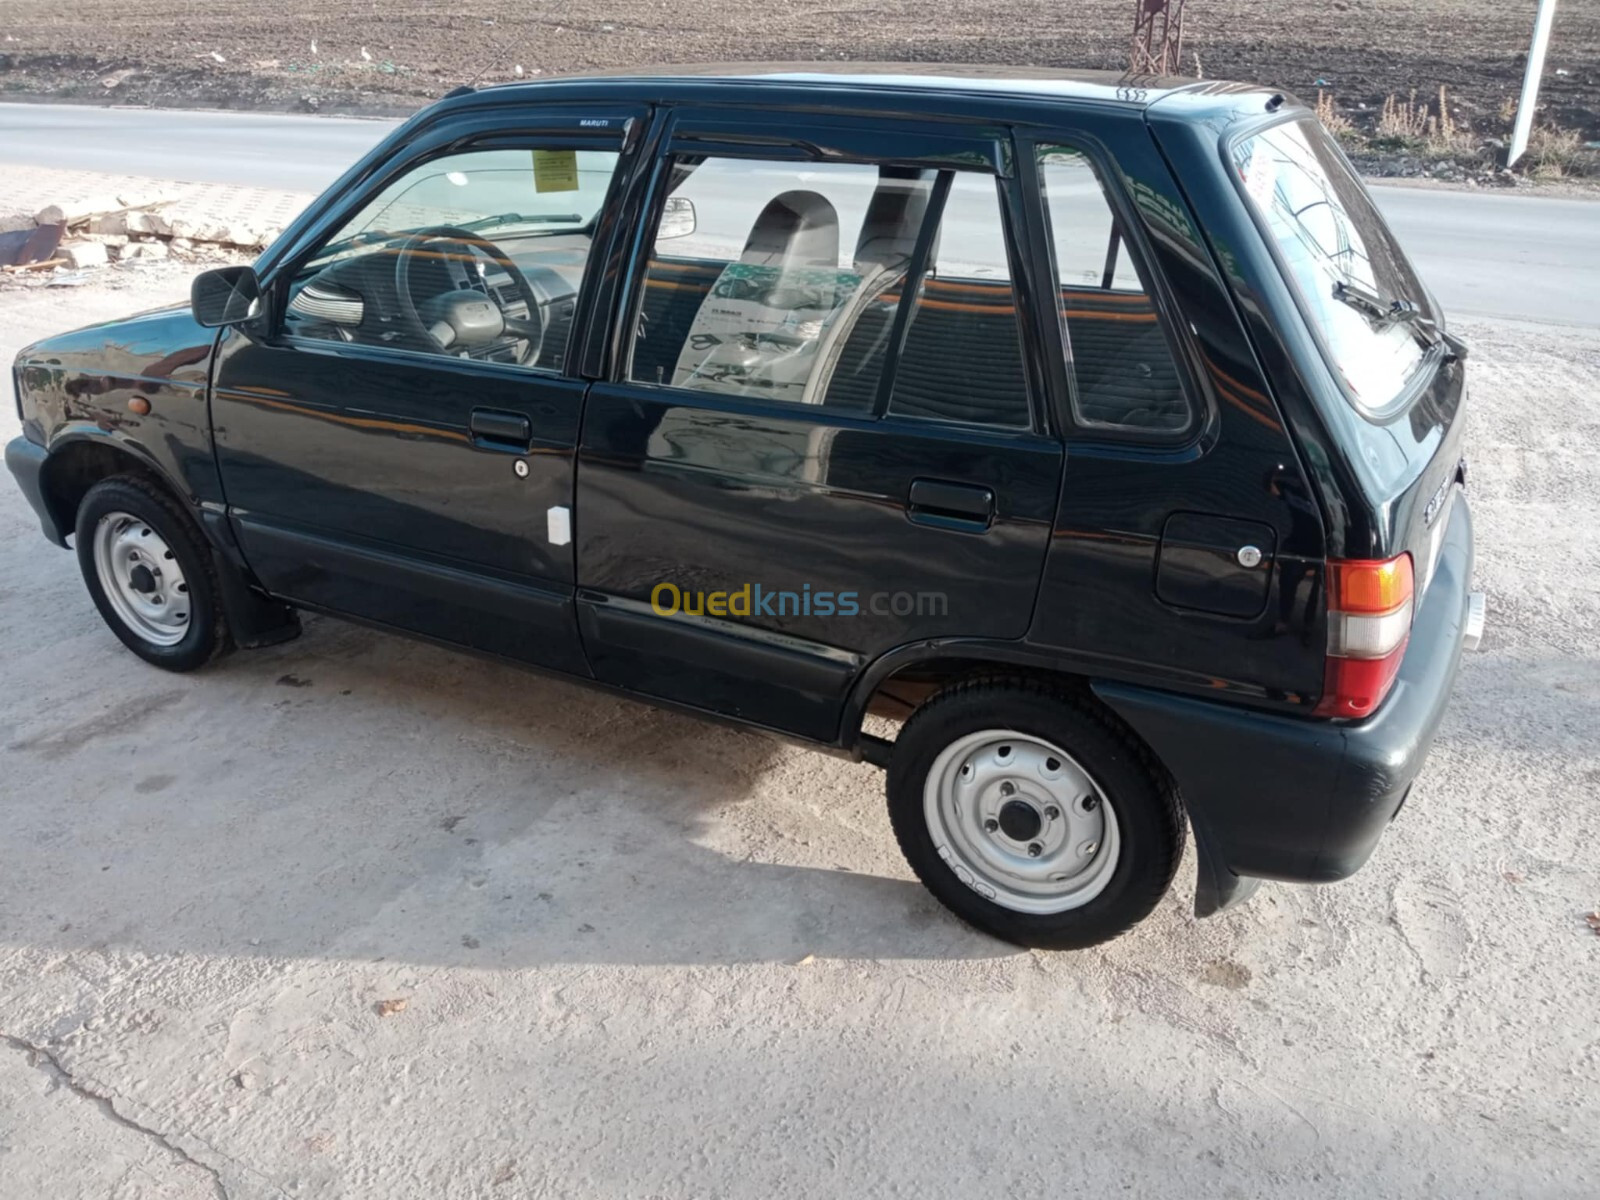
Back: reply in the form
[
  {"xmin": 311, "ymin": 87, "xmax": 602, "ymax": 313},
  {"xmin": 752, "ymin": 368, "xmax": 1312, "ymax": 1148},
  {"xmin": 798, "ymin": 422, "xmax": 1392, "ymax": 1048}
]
[{"xmin": 2, "ymin": 1033, "xmax": 228, "ymax": 1200}]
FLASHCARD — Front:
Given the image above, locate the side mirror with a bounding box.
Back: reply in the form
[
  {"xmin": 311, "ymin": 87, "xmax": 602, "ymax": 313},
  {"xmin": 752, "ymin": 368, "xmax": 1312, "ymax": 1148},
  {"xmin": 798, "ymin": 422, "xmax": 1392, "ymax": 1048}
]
[
  {"xmin": 658, "ymin": 196, "xmax": 696, "ymax": 240},
  {"xmin": 191, "ymin": 265, "xmax": 263, "ymax": 328}
]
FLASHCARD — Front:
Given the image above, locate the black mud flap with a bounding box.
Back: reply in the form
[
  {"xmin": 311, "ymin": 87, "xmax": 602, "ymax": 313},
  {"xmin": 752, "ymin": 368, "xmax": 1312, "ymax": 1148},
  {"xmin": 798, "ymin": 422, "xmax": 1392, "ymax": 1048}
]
[
  {"xmin": 201, "ymin": 510, "xmax": 301, "ymax": 648},
  {"xmin": 1190, "ymin": 811, "xmax": 1263, "ymax": 917}
]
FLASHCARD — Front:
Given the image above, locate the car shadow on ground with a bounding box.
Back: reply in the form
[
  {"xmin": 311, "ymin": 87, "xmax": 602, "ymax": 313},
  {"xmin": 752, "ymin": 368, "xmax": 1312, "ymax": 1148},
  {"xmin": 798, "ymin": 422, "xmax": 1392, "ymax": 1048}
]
[{"xmin": 3, "ymin": 610, "xmax": 1021, "ymax": 968}]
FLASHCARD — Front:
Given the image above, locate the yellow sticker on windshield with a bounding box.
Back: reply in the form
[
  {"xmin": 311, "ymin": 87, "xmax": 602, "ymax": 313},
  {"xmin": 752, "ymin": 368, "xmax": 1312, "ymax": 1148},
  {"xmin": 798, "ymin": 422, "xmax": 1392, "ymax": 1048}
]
[{"xmin": 532, "ymin": 149, "xmax": 580, "ymax": 193}]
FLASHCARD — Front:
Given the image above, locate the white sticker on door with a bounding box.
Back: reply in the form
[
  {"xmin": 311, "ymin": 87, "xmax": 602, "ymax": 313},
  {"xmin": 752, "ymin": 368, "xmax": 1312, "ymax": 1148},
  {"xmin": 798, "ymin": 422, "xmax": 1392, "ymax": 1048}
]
[{"xmin": 547, "ymin": 505, "xmax": 572, "ymax": 547}]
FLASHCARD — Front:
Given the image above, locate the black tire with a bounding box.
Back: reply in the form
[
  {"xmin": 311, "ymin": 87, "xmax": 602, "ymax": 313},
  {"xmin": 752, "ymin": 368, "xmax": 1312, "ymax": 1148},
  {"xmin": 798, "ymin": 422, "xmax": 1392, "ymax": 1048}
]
[
  {"xmin": 887, "ymin": 676, "xmax": 1183, "ymax": 950},
  {"xmin": 74, "ymin": 475, "xmax": 230, "ymax": 672}
]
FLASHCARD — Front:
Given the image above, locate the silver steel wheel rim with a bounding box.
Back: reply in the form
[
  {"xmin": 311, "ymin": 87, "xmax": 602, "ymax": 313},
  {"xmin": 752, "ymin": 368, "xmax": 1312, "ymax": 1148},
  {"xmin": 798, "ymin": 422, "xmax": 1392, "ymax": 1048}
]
[
  {"xmin": 91, "ymin": 511, "xmax": 192, "ymax": 647},
  {"xmin": 923, "ymin": 729, "xmax": 1120, "ymax": 915}
]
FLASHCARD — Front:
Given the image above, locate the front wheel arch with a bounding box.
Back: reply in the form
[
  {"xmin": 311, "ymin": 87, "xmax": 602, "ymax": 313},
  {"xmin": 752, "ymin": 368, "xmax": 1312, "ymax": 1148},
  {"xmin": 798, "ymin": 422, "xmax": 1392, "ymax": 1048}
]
[
  {"xmin": 73, "ymin": 473, "xmax": 232, "ymax": 671},
  {"xmin": 41, "ymin": 437, "xmax": 301, "ymax": 649},
  {"xmin": 40, "ymin": 436, "xmax": 177, "ymax": 542}
]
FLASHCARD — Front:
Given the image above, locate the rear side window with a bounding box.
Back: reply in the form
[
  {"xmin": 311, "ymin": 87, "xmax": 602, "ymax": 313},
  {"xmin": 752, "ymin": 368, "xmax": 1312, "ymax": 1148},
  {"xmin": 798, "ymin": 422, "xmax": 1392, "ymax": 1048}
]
[
  {"xmin": 880, "ymin": 170, "xmax": 1029, "ymax": 428},
  {"xmin": 1037, "ymin": 146, "xmax": 1189, "ymax": 435},
  {"xmin": 1232, "ymin": 119, "xmax": 1435, "ymax": 413}
]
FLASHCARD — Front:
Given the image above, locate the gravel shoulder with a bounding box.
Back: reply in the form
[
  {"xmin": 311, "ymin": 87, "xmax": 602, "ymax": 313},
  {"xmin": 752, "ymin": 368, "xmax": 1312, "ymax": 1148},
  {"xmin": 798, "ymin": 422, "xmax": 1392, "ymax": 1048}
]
[{"xmin": 1, "ymin": 275, "xmax": 1597, "ymax": 1197}]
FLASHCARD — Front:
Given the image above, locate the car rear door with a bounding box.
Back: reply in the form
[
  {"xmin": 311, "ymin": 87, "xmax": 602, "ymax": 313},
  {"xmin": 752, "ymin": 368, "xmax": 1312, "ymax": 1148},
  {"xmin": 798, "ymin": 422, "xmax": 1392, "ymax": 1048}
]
[
  {"xmin": 1216, "ymin": 114, "xmax": 1468, "ymax": 594},
  {"xmin": 1014, "ymin": 110, "xmax": 1332, "ymax": 712},
  {"xmin": 573, "ymin": 111, "xmax": 1064, "ymax": 742},
  {"xmin": 211, "ymin": 105, "xmax": 648, "ymax": 675}
]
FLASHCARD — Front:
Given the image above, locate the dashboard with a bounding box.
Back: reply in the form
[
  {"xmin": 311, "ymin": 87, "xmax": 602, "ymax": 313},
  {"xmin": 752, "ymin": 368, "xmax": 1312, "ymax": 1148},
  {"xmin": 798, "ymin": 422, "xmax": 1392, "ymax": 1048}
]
[{"xmin": 285, "ymin": 231, "xmax": 590, "ymax": 370}]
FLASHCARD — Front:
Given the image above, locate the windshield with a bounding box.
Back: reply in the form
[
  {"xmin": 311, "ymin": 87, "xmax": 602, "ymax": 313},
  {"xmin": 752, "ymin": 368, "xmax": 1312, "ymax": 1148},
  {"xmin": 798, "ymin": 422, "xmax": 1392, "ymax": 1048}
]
[
  {"xmin": 310, "ymin": 148, "xmax": 617, "ymax": 263},
  {"xmin": 1233, "ymin": 119, "xmax": 1436, "ymax": 413}
]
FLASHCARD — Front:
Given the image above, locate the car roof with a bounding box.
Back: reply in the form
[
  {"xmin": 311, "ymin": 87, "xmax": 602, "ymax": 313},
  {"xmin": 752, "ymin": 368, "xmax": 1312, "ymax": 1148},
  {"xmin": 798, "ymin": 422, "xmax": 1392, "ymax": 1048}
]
[
  {"xmin": 464, "ymin": 61, "xmax": 1260, "ymax": 110},
  {"xmin": 417, "ymin": 63, "xmax": 1298, "ymax": 141}
]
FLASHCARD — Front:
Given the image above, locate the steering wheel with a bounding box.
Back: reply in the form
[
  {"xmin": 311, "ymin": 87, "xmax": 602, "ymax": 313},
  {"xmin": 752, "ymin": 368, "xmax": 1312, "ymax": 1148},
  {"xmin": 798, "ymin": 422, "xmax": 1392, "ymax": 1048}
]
[{"xmin": 393, "ymin": 225, "xmax": 544, "ymax": 365}]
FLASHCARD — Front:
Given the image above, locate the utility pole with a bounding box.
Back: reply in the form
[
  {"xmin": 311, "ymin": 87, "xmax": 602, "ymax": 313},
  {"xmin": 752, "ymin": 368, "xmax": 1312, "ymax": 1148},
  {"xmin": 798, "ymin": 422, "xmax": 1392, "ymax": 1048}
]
[
  {"xmin": 1508, "ymin": 0, "xmax": 1560, "ymax": 166},
  {"xmin": 1128, "ymin": 0, "xmax": 1188, "ymax": 76}
]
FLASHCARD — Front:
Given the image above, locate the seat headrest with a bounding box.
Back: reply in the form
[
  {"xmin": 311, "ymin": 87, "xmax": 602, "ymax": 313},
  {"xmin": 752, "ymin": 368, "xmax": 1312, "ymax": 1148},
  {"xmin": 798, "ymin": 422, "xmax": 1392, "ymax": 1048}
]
[
  {"xmin": 854, "ymin": 167, "xmax": 935, "ymax": 273},
  {"xmin": 740, "ymin": 190, "xmax": 840, "ymax": 269}
]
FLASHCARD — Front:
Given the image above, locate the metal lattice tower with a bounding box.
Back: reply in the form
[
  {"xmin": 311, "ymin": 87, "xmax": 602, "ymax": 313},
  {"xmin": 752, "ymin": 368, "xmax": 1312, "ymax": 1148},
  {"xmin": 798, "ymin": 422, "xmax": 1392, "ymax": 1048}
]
[{"xmin": 1129, "ymin": 0, "xmax": 1188, "ymax": 76}]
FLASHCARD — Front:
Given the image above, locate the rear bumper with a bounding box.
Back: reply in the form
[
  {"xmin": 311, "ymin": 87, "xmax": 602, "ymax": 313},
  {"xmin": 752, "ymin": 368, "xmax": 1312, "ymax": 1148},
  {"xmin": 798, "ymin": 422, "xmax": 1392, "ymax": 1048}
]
[
  {"xmin": 5, "ymin": 434, "xmax": 66, "ymax": 545},
  {"xmin": 1096, "ymin": 494, "xmax": 1476, "ymax": 916}
]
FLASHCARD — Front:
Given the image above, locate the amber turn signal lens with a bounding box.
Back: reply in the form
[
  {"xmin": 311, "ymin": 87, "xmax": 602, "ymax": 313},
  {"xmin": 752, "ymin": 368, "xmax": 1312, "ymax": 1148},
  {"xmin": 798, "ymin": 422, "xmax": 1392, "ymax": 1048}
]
[{"xmin": 1327, "ymin": 555, "xmax": 1414, "ymax": 614}]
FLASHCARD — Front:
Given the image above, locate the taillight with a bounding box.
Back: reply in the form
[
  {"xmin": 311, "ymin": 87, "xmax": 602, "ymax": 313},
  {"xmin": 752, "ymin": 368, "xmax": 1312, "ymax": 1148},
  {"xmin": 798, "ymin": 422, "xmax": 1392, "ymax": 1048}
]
[{"xmin": 1315, "ymin": 554, "xmax": 1415, "ymax": 719}]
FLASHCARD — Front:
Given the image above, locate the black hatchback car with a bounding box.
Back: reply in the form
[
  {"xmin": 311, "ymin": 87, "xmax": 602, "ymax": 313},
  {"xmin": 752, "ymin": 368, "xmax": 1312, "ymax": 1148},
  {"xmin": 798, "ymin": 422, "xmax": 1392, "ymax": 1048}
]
[{"xmin": 7, "ymin": 65, "xmax": 1483, "ymax": 948}]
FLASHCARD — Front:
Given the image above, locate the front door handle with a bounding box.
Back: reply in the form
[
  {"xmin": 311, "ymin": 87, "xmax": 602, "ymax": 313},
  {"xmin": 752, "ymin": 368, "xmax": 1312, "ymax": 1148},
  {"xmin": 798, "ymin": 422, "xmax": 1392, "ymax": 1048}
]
[
  {"xmin": 908, "ymin": 478, "xmax": 996, "ymax": 530},
  {"xmin": 470, "ymin": 407, "xmax": 532, "ymax": 450}
]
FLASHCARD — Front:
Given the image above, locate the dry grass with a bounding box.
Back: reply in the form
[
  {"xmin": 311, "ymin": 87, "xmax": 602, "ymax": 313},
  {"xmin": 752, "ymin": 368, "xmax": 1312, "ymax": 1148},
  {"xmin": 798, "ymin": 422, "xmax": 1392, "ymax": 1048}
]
[
  {"xmin": 1501, "ymin": 96, "xmax": 1594, "ymax": 177},
  {"xmin": 1427, "ymin": 87, "xmax": 1475, "ymax": 154},
  {"xmin": 1529, "ymin": 124, "xmax": 1590, "ymax": 178},
  {"xmin": 1376, "ymin": 89, "xmax": 1431, "ymax": 143},
  {"xmin": 1373, "ymin": 86, "xmax": 1477, "ymax": 156},
  {"xmin": 1314, "ymin": 89, "xmax": 1356, "ymax": 141},
  {"xmin": 1310, "ymin": 84, "xmax": 1596, "ymax": 179}
]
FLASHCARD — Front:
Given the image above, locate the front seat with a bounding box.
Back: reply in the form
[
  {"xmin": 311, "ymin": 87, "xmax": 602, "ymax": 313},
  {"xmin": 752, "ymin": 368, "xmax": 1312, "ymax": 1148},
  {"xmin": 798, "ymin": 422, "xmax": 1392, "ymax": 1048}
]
[
  {"xmin": 852, "ymin": 166, "xmax": 935, "ymax": 274},
  {"xmin": 671, "ymin": 190, "xmax": 844, "ymax": 398},
  {"xmin": 738, "ymin": 190, "xmax": 840, "ymax": 268}
]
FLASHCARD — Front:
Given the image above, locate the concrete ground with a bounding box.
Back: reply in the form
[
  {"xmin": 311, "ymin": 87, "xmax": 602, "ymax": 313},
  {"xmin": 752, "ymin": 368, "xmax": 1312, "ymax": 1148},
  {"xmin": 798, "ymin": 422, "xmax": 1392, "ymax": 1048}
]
[{"xmin": 1, "ymin": 268, "xmax": 1597, "ymax": 1198}]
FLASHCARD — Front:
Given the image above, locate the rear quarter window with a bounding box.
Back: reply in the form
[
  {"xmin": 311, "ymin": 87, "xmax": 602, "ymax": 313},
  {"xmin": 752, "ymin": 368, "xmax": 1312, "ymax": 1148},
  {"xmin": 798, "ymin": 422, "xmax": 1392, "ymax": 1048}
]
[{"xmin": 1232, "ymin": 119, "xmax": 1436, "ymax": 414}]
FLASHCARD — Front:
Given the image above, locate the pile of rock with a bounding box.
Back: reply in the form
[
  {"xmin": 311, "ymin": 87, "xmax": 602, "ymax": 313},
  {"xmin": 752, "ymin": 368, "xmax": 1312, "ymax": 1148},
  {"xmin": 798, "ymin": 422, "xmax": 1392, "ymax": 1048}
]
[
  {"xmin": 1348, "ymin": 151, "xmax": 1525, "ymax": 188},
  {"xmin": 18, "ymin": 189, "xmax": 282, "ymax": 272}
]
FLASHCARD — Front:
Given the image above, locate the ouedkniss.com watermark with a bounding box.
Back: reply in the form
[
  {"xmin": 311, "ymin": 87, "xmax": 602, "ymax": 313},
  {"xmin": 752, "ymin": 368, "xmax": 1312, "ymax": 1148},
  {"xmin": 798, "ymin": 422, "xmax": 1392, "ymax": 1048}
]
[{"xmin": 650, "ymin": 582, "xmax": 948, "ymax": 619}]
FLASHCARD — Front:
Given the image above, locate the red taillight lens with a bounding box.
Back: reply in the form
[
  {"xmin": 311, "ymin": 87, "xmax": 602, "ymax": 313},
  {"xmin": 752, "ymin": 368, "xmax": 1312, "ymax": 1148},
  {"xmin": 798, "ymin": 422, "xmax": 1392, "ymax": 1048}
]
[
  {"xmin": 1318, "ymin": 651, "xmax": 1406, "ymax": 720},
  {"xmin": 1315, "ymin": 554, "xmax": 1415, "ymax": 719}
]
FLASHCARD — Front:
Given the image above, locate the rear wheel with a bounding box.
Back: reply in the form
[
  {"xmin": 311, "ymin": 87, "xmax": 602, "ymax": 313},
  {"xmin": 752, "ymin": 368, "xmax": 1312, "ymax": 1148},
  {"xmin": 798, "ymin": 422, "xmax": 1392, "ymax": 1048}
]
[
  {"xmin": 75, "ymin": 476, "xmax": 228, "ymax": 672},
  {"xmin": 887, "ymin": 677, "xmax": 1182, "ymax": 949}
]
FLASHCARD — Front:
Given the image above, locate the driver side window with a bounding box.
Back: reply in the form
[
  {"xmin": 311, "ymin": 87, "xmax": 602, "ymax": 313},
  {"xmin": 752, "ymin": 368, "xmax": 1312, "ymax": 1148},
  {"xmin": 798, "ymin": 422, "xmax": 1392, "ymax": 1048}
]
[{"xmin": 286, "ymin": 146, "xmax": 621, "ymax": 373}]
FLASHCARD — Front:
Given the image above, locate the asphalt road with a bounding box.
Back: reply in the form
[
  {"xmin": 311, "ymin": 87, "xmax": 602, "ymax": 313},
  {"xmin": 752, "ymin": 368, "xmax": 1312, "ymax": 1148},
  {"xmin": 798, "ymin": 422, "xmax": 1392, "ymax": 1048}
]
[
  {"xmin": 1370, "ymin": 186, "xmax": 1599, "ymax": 328},
  {"xmin": 2, "ymin": 101, "xmax": 1597, "ymax": 324},
  {"xmin": 0, "ymin": 101, "xmax": 391, "ymax": 191}
]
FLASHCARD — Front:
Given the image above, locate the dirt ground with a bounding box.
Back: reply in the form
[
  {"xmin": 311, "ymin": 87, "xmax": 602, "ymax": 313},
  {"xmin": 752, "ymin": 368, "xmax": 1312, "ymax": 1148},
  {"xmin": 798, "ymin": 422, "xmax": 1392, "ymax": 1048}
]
[
  {"xmin": 2, "ymin": 0, "xmax": 1598, "ymax": 142},
  {"xmin": 1, "ymin": 267, "xmax": 1598, "ymax": 1197}
]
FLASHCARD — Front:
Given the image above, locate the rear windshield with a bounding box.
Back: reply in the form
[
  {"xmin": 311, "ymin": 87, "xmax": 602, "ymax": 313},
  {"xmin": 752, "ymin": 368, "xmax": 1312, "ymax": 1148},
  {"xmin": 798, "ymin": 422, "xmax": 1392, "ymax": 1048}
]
[{"xmin": 1232, "ymin": 119, "xmax": 1435, "ymax": 414}]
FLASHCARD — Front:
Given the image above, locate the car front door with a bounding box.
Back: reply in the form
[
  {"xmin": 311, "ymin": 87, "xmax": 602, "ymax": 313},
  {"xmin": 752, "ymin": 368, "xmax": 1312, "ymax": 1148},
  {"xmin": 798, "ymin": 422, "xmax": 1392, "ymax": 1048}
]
[
  {"xmin": 574, "ymin": 114, "xmax": 1065, "ymax": 742},
  {"xmin": 212, "ymin": 107, "xmax": 645, "ymax": 673}
]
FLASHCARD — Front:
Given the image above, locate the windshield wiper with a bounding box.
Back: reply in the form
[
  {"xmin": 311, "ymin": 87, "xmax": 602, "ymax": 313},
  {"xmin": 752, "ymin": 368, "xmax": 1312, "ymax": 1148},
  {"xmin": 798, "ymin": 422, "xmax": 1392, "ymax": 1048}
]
[
  {"xmin": 461, "ymin": 212, "xmax": 583, "ymax": 230},
  {"xmin": 1331, "ymin": 278, "xmax": 1405, "ymax": 324},
  {"xmin": 312, "ymin": 229, "xmax": 398, "ymax": 258},
  {"xmin": 1331, "ymin": 278, "xmax": 1453, "ymax": 357}
]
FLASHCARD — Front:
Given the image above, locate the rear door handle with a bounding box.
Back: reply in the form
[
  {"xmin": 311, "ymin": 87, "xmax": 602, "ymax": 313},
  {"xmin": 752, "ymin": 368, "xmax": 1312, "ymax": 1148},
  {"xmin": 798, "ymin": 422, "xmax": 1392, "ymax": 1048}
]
[
  {"xmin": 908, "ymin": 478, "xmax": 996, "ymax": 530},
  {"xmin": 470, "ymin": 407, "xmax": 532, "ymax": 450}
]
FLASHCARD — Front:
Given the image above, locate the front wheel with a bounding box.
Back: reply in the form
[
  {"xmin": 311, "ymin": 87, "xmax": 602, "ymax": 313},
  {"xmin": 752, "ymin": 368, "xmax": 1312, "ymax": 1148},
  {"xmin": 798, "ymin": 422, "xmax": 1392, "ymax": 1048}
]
[
  {"xmin": 887, "ymin": 677, "xmax": 1183, "ymax": 949},
  {"xmin": 75, "ymin": 475, "xmax": 229, "ymax": 672}
]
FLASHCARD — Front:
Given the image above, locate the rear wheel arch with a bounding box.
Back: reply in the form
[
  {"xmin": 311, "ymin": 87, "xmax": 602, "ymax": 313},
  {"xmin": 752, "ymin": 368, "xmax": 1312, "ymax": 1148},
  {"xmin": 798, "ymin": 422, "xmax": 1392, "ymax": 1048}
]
[
  {"xmin": 861, "ymin": 661, "xmax": 1178, "ymax": 793},
  {"xmin": 852, "ymin": 652, "xmax": 1016, "ymax": 727},
  {"xmin": 843, "ymin": 643, "xmax": 1108, "ymax": 745},
  {"xmin": 884, "ymin": 673, "xmax": 1186, "ymax": 948}
]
